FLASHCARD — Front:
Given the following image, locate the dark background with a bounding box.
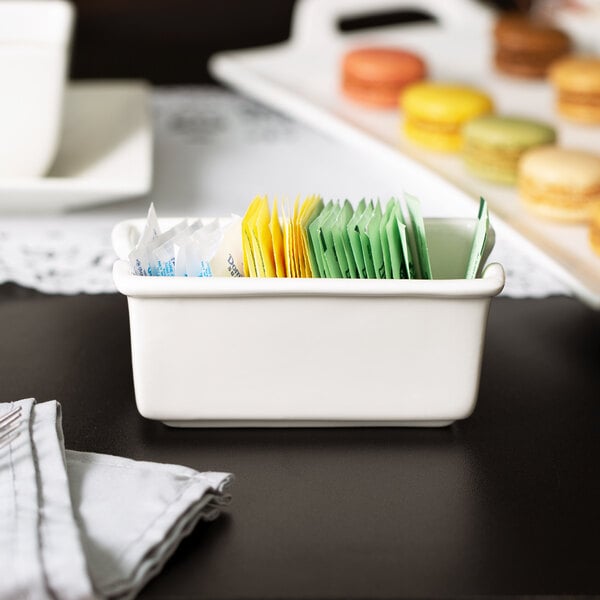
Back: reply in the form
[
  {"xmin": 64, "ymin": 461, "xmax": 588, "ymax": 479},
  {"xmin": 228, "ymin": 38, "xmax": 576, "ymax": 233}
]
[
  {"xmin": 69, "ymin": 0, "xmax": 526, "ymax": 84},
  {"xmin": 1, "ymin": 289, "xmax": 599, "ymax": 598}
]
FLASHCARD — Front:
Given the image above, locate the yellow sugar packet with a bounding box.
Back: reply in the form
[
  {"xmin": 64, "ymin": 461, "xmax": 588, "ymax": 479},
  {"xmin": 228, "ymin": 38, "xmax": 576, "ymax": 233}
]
[
  {"xmin": 298, "ymin": 195, "xmax": 323, "ymax": 277},
  {"xmin": 297, "ymin": 198, "xmax": 311, "ymax": 277},
  {"xmin": 291, "ymin": 196, "xmax": 303, "ymax": 277},
  {"xmin": 281, "ymin": 199, "xmax": 294, "ymax": 277},
  {"xmin": 251, "ymin": 195, "xmax": 276, "ymax": 277},
  {"xmin": 249, "ymin": 197, "xmax": 266, "ymax": 276},
  {"xmin": 270, "ymin": 198, "xmax": 286, "ymax": 277},
  {"xmin": 242, "ymin": 197, "xmax": 260, "ymax": 277},
  {"xmin": 294, "ymin": 196, "xmax": 308, "ymax": 277},
  {"xmin": 245, "ymin": 194, "xmax": 323, "ymax": 278}
]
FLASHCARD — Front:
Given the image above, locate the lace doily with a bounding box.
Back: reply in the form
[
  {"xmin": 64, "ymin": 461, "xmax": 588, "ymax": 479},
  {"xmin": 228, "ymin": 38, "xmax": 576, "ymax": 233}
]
[{"xmin": 0, "ymin": 87, "xmax": 570, "ymax": 297}]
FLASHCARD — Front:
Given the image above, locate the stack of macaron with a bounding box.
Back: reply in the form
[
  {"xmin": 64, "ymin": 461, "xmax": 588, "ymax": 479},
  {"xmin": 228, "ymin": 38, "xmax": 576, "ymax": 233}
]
[
  {"xmin": 340, "ymin": 46, "xmax": 495, "ymax": 153},
  {"xmin": 463, "ymin": 116, "xmax": 556, "ymax": 185},
  {"xmin": 490, "ymin": 14, "xmax": 600, "ymax": 251},
  {"xmin": 339, "ymin": 44, "xmax": 555, "ymax": 167},
  {"xmin": 491, "ymin": 14, "xmax": 600, "ymax": 127},
  {"xmin": 399, "ymin": 81, "xmax": 561, "ymax": 195},
  {"xmin": 339, "ymin": 13, "xmax": 600, "ymax": 255}
]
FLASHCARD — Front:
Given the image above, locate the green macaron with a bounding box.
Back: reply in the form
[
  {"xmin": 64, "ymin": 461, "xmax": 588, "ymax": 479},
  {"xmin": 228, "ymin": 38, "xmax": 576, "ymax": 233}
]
[{"xmin": 463, "ymin": 115, "xmax": 557, "ymax": 185}]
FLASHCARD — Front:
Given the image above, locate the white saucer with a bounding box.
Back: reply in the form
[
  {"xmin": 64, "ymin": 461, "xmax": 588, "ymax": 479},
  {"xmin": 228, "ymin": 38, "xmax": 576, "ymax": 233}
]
[{"xmin": 0, "ymin": 81, "xmax": 152, "ymax": 212}]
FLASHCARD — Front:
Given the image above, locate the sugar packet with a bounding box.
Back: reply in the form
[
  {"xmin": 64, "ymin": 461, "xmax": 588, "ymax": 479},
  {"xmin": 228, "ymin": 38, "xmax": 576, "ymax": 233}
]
[
  {"xmin": 401, "ymin": 193, "xmax": 432, "ymax": 280},
  {"xmin": 145, "ymin": 220, "xmax": 189, "ymax": 276},
  {"xmin": 128, "ymin": 204, "xmax": 161, "ymax": 276},
  {"xmin": 174, "ymin": 216, "xmax": 244, "ymax": 278},
  {"xmin": 234, "ymin": 194, "xmax": 492, "ymax": 280},
  {"xmin": 129, "ymin": 207, "xmax": 244, "ymax": 278},
  {"xmin": 465, "ymin": 197, "xmax": 489, "ymax": 279}
]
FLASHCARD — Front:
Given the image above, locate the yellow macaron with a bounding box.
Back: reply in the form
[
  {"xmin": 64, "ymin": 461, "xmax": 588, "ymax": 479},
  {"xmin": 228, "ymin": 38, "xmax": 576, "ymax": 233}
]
[{"xmin": 402, "ymin": 83, "xmax": 494, "ymax": 152}]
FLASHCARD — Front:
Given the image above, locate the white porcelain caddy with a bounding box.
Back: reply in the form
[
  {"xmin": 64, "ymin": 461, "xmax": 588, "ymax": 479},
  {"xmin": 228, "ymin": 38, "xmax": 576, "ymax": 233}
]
[{"xmin": 112, "ymin": 217, "xmax": 505, "ymax": 428}]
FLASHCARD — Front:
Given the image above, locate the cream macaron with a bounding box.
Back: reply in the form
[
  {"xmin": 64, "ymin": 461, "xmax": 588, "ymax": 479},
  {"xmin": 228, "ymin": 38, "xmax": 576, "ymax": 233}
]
[{"xmin": 518, "ymin": 146, "xmax": 600, "ymax": 222}]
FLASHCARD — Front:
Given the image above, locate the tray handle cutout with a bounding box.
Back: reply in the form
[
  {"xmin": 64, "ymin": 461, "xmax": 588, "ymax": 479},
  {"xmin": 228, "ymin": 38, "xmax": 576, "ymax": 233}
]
[{"xmin": 291, "ymin": 0, "xmax": 493, "ymax": 48}]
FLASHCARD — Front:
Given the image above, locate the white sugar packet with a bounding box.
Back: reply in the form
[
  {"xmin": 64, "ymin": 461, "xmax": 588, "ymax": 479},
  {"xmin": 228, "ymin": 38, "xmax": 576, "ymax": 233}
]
[{"xmin": 129, "ymin": 205, "xmax": 245, "ymax": 278}]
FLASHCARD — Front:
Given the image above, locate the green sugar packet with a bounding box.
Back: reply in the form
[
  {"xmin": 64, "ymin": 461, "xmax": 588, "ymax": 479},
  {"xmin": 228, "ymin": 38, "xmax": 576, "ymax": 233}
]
[
  {"xmin": 465, "ymin": 197, "xmax": 489, "ymax": 279},
  {"xmin": 347, "ymin": 199, "xmax": 368, "ymax": 279},
  {"xmin": 358, "ymin": 201, "xmax": 376, "ymax": 279},
  {"xmin": 379, "ymin": 199, "xmax": 396, "ymax": 279},
  {"xmin": 401, "ymin": 193, "xmax": 432, "ymax": 280},
  {"xmin": 367, "ymin": 200, "xmax": 386, "ymax": 279},
  {"xmin": 308, "ymin": 201, "xmax": 335, "ymax": 278},
  {"xmin": 317, "ymin": 204, "xmax": 334, "ymax": 278},
  {"xmin": 332, "ymin": 200, "xmax": 355, "ymax": 278},
  {"xmin": 305, "ymin": 199, "xmax": 324, "ymax": 278},
  {"xmin": 385, "ymin": 200, "xmax": 412, "ymax": 279},
  {"xmin": 321, "ymin": 202, "xmax": 343, "ymax": 278}
]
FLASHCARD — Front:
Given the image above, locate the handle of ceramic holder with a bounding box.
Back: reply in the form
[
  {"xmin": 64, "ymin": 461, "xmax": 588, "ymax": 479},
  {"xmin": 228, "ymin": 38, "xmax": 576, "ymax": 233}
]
[
  {"xmin": 111, "ymin": 221, "xmax": 140, "ymax": 261},
  {"xmin": 482, "ymin": 262, "xmax": 505, "ymax": 295},
  {"xmin": 290, "ymin": 0, "xmax": 494, "ymax": 48}
]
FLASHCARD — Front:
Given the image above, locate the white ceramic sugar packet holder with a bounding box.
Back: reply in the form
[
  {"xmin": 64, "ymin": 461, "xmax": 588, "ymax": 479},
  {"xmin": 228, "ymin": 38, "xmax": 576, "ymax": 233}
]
[{"xmin": 112, "ymin": 216, "xmax": 504, "ymax": 428}]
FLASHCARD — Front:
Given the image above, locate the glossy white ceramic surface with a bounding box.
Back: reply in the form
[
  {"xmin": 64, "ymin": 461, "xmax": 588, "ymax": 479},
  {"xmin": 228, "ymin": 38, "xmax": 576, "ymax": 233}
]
[
  {"xmin": 0, "ymin": 81, "xmax": 153, "ymax": 212},
  {"xmin": 113, "ymin": 216, "xmax": 504, "ymax": 427},
  {"xmin": 0, "ymin": 1, "xmax": 73, "ymax": 178}
]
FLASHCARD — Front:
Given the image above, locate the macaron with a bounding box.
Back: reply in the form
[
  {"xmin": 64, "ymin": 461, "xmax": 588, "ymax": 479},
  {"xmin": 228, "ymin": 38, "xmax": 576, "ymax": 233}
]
[
  {"xmin": 341, "ymin": 47, "xmax": 427, "ymax": 108},
  {"xmin": 402, "ymin": 83, "xmax": 494, "ymax": 152},
  {"xmin": 549, "ymin": 57, "xmax": 600, "ymax": 124},
  {"xmin": 463, "ymin": 116, "xmax": 556, "ymax": 184},
  {"xmin": 589, "ymin": 208, "xmax": 600, "ymax": 256},
  {"xmin": 493, "ymin": 14, "xmax": 571, "ymax": 79},
  {"xmin": 518, "ymin": 146, "xmax": 600, "ymax": 222}
]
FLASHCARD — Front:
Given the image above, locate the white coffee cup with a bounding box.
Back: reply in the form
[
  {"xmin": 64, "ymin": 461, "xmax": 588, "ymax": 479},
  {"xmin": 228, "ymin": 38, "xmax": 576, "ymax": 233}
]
[{"xmin": 0, "ymin": 0, "xmax": 74, "ymax": 178}]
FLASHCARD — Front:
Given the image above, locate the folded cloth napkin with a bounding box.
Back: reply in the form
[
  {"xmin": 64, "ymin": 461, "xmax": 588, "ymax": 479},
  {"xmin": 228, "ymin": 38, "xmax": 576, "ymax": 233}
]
[{"xmin": 0, "ymin": 399, "xmax": 233, "ymax": 600}]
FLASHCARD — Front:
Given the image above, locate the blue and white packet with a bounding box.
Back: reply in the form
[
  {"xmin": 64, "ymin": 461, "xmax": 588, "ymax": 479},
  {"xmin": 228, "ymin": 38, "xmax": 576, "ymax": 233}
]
[{"xmin": 128, "ymin": 206, "xmax": 245, "ymax": 278}]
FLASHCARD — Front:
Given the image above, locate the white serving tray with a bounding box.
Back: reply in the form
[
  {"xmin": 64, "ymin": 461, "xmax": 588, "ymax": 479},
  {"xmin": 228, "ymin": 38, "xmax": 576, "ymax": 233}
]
[
  {"xmin": 210, "ymin": 0, "xmax": 600, "ymax": 308},
  {"xmin": 0, "ymin": 81, "xmax": 152, "ymax": 212},
  {"xmin": 113, "ymin": 216, "xmax": 504, "ymax": 428}
]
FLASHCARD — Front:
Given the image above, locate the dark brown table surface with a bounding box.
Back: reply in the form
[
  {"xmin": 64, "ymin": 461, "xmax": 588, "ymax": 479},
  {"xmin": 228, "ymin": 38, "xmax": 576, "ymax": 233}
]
[{"xmin": 1, "ymin": 284, "xmax": 599, "ymax": 598}]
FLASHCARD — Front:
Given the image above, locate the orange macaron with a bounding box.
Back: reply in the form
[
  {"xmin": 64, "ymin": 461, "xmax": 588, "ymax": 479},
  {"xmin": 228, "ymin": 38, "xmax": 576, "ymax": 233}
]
[{"xmin": 342, "ymin": 47, "xmax": 427, "ymax": 108}]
